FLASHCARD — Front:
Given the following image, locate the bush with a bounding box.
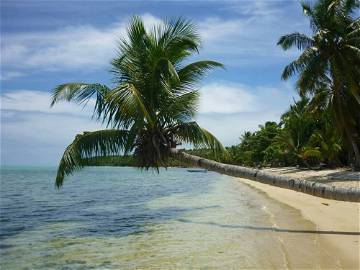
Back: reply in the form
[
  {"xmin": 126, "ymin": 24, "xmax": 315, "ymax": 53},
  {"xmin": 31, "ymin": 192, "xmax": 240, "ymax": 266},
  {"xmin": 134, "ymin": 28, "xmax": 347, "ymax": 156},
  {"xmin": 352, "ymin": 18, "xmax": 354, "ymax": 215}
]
[{"xmin": 302, "ymin": 149, "xmax": 322, "ymax": 167}]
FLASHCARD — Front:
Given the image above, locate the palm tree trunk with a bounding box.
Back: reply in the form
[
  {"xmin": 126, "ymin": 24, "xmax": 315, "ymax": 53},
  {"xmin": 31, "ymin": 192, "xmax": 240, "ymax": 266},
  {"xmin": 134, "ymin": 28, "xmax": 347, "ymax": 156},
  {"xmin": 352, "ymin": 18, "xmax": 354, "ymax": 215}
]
[
  {"xmin": 348, "ymin": 134, "xmax": 360, "ymax": 170},
  {"xmin": 343, "ymin": 126, "xmax": 360, "ymax": 170},
  {"xmin": 170, "ymin": 149, "xmax": 360, "ymax": 202}
]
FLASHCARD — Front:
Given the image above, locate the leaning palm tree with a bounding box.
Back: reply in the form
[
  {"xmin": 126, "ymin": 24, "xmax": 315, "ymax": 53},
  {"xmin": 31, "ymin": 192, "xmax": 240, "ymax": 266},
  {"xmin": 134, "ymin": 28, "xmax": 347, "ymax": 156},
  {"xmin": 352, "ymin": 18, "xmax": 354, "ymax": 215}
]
[
  {"xmin": 51, "ymin": 17, "xmax": 226, "ymax": 187},
  {"xmin": 277, "ymin": 0, "xmax": 360, "ymax": 169}
]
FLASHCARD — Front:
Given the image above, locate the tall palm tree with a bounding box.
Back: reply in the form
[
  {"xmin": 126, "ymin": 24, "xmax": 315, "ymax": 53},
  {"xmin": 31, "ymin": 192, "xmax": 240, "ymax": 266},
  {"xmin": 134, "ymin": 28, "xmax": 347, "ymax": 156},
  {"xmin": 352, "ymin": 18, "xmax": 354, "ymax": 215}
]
[
  {"xmin": 51, "ymin": 17, "xmax": 226, "ymax": 187},
  {"xmin": 277, "ymin": 0, "xmax": 360, "ymax": 169}
]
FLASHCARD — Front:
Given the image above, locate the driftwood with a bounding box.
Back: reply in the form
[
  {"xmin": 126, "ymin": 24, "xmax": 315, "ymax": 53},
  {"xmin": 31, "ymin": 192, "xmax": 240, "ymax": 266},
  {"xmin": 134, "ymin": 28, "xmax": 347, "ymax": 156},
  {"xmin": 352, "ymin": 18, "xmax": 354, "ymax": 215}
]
[{"xmin": 170, "ymin": 149, "xmax": 360, "ymax": 203}]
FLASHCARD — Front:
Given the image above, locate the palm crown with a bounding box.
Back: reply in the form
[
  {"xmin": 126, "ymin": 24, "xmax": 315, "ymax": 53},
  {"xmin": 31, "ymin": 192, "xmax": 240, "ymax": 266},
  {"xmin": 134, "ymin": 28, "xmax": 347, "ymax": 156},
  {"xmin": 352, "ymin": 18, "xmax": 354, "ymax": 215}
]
[{"xmin": 51, "ymin": 17, "xmax": 226, "ymax": 187}]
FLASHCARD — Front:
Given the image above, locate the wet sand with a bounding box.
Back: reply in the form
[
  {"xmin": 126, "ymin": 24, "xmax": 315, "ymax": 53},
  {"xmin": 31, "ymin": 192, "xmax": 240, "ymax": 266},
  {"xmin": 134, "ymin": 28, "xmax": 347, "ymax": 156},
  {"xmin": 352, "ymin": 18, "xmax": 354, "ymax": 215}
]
[{"xmin": 237, "ymin": 176, "xmax": 360, "ymax": 269}]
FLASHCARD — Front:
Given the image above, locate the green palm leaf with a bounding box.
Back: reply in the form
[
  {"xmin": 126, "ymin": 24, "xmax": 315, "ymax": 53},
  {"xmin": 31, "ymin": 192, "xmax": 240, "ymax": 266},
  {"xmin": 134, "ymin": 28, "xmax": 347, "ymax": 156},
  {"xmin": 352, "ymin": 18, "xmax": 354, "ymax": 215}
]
[
  {"xmin": 51, "ymin": 83, "xmax": 110, "ymax": 119},
  {"xmin": 55, "ymin": 130, "xmax": 129, "ymax": 188},
  {"xmin": 277, "ymin": 33, "xmax": 314, "ymax": 50},
  {"xmin": 171, "ymin": 121, "xmax": 228, "ymax": 159}
]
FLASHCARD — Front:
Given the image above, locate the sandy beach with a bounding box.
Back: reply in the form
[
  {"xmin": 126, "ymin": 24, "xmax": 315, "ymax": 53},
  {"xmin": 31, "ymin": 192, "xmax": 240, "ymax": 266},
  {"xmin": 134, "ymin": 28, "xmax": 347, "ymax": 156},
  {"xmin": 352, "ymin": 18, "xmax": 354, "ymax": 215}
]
[{"xmin": 236, "ymin": 167, "xmax": 360, "ymax": 269}]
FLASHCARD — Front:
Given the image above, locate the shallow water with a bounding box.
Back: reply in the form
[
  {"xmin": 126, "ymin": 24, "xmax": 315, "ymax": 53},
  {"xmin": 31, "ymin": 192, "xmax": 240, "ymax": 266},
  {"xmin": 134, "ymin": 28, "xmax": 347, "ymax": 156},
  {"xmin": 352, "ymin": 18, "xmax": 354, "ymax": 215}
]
[{"xmin": 0, "ymin": 167, "xmax": 346, "ymax": 269}]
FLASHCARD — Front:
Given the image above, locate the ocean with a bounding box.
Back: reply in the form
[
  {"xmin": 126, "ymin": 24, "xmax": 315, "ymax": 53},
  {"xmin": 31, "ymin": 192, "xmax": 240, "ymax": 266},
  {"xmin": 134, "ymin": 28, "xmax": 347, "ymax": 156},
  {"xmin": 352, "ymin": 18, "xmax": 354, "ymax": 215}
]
[{"xmin": 0, "ymin": 166, "xmax": 345, "ymax": 269}]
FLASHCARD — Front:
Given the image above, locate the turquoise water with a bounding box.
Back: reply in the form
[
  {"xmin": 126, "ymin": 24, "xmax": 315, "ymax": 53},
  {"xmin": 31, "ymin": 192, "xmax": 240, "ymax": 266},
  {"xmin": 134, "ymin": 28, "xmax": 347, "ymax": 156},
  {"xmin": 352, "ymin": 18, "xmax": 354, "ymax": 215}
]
[{"xmin": 0, "ymin": 167, "xmax": 346, "ymax": 269}]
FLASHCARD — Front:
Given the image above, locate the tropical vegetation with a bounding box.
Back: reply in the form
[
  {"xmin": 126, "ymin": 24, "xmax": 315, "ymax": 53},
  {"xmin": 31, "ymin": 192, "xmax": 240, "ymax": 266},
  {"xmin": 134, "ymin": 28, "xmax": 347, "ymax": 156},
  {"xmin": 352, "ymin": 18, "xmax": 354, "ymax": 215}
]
[
  {"xmin": 214, "ymin": 97, "xmax": 347, "ymax": 168},
  {"xmin": 188, "ymin": 0, "xmax": 360, "ymax": 170},
  {"xmin": 85, "ymin": 155, "xmax": 184, "ymax": 167},
  {"xmin": 277, "ymin": 0, "xmax": 360, "ymax": 168},
  {"xmin": 52, "ymin": 0, "xmax": 360, "ymax": 189}
]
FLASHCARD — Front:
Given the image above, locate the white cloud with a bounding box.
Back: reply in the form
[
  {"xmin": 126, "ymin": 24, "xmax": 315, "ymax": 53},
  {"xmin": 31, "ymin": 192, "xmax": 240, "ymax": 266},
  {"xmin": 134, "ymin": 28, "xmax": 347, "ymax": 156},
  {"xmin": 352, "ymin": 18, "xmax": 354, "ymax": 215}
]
[
  {"xmin": 197, "ymin": 2, "xmax": 308, "ymax": 66},
  {"xmin": 1, "ymin": 14, "xmax": 162, "ymax": 71},
  {"xmin": 199, "ymin": 82, "xmax": 296, "ymax": 115},
  {"xmin": 198, "ymin": 16, "xmax": 301, "ymax": 62},
  {"xmin": 0, "ymin": 71, "xmax": 25, "ymax": 81},
  {"xmin": 199, "ymin": 83, "xmax": 258, "ymax": 113},
  {"xmin": 1, "ymin": 7, "xmax": 308, "ymax": 74},
  {"xmin": 225, "ymin": 0, "xmax": 282, "ymax": 17},
  {"xmin": 2, "ymin": 112, "xmax": 103, "ymax": 165},
  {"xmin": 1, "ymin": 90, "xmax": 103, "ymax": 165},
  {"xmin": 0, "ymin": 90, "xmax": 94, "ymax": 116}
]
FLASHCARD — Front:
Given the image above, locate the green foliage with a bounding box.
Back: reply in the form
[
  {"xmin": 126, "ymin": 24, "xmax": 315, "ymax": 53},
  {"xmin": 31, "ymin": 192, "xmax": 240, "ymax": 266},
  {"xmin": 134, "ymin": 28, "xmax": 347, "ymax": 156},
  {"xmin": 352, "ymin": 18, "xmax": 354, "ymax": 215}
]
[
  {"xmin": 302, "ymin": 148, "xmax": 322, "ymax": 167},
  {"xmin": 278, "ymin": 0, "xmax": 360, "ymax": 168},
  {"xmin": 51, "ymin": 17, "xmax": 227, "ymax": 187},
  {"xmin": 85, "ymin": 155, "xmax": 184, "ymax": 167},
  {"xmin": 192, "ymin": 97, "xmax": 349, "ymax": 169},
  {"xmin": 229, "ymin": 122, "xmax": 281, "ymax": 167},
  {"xmin": 85, "ymin": 156, "xmax": 136, "ymax": 166}
]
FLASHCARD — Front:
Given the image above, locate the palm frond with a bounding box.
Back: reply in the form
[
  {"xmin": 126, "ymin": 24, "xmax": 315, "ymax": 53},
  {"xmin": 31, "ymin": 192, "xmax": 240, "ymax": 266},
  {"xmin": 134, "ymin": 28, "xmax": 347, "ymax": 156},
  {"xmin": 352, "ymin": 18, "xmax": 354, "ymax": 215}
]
[
  {"xmin": 51, "ymin": 83, "xmax": 110, "ymax": 119},
  {"xmin": 281, "ymin": 47, "xmax": 319, "ymax": 80},
  {"xmin": 55, "ymin": 129, "xmax": 129, "ymax": 188},
  {"xmin": 177, "ymin": 60, "xmax": 224, "ymax": 92},
  {"xmin": 159, "ymin": 17, "xmax": 200, "ymax": 55},
  {"xmin": 104, "ymin": 83, "xmax": 154, "ymax": 128},
  {"xmin": 172, "ymin": 121, "xmax": 228, "ymax": 158},
  {"xmin": 277, "ymin": 33, "xmax": 314, "ymax": 50},
  {"xmin": 158, "ymin": 91, "xmax": 199, "ymax": 124}
]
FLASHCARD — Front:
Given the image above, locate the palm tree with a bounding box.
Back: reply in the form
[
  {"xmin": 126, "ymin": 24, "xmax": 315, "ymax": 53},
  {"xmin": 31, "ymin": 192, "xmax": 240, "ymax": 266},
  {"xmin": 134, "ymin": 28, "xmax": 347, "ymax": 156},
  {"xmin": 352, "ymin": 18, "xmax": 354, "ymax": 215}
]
[
  {"xmin": 277, "ymin": 0, "xmax": 360, "ymax": 169},
  {"xmin": 51, "ymin": 17, "xmax": 226, "ymax": 187},
  {"xmin": 274, "ymin": 98, "xmax": 319, "ymax": 166}
]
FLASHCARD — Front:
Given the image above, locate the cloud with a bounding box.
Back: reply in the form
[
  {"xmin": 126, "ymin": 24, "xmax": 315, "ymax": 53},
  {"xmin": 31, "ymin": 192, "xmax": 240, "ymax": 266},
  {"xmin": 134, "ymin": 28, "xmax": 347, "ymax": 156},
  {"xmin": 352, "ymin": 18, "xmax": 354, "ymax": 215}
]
[
  {"xmin": 197, "ymin": 2, "xmax": 308, "ymax": 66},
  {"xmin": 0, "ymin": 71, "xmax": 25, "ymax": 81},
  {"xmin": 225, "ymin": 0, "xmax": 282, "ymax": 17},
  {"xmin": 199, "ymin": 83, "xmax": 258, "ymax": 113},
  {"xmin": 2, "ymin": 111, "xmax": 103, "ymax": 165},
  {"xmin": 1, "ymin": 5, "xmax": 308, "ymax": 76},
  {"xmin": 198, "ymin": 16, "xmax": 300, "ymax": 63},
  {"xmin": 0, "ymin": 90, "xmax": 93, "ymax": 116},
  {"xmin": 1, "ymin": 14, "xmax": 162, "ymax": 71},
  {"xmin": 1, "ymin": 90, "xmax": 103, "ymax": 165},
  {"xmin": 199, "ymin": 82, "xmax": 296, "ymax": 114}
]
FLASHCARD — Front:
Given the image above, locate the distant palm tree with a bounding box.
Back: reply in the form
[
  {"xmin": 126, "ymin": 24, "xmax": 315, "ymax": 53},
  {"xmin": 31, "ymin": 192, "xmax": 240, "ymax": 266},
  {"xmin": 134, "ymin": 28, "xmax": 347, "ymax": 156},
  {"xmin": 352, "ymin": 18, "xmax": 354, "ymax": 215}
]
[
  {"xmin": 275, "ymin": 98, "xmax": 319, "ymax": 166},
  {"xmin": 277, "ymin": 0, "xmax": 360, "ymax": 169},
  {"xmin": 51, "ymin": 17, "xmax": 226, "ymax": 187}
]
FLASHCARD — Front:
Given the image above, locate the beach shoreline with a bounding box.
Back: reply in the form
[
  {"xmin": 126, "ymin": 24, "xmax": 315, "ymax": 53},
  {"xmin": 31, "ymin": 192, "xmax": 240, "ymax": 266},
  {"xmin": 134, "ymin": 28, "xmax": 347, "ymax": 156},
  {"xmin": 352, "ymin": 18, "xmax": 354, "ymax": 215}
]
[{"xmin": 235, "ymin": 175, "xmax": 360, "ymax": 269}]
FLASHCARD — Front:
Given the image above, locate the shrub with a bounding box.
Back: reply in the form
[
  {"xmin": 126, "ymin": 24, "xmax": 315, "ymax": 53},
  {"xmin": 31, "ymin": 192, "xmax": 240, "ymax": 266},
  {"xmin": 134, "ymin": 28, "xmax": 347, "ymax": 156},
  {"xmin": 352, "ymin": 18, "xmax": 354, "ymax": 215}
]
[{"xmin": 302, "ymin": 149, "xmax": 322, "ymax": 167}]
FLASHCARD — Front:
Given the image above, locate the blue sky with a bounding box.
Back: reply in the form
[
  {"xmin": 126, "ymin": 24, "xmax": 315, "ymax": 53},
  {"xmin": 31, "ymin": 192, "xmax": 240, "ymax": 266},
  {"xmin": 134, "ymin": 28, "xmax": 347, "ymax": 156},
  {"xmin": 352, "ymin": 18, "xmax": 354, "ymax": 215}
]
[{"xmin": 1, "ymin": 0, "xmax": 310, "ymax": 165}]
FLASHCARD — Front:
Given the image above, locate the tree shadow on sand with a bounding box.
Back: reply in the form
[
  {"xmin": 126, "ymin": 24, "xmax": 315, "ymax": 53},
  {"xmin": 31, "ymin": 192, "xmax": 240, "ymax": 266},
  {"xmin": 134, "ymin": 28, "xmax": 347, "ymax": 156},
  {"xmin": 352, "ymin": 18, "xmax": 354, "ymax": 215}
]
[{"xmin": 177, "ymin": 219, "xmax": 360, "ymax": 236}]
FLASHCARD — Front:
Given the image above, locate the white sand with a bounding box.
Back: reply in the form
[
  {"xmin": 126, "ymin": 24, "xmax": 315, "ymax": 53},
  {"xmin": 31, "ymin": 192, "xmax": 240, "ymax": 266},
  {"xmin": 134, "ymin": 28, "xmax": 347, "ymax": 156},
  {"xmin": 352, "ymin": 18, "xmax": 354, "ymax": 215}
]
[{"xmin": 236, "ymin": 177, "xmax": 360, "ymax": 269}]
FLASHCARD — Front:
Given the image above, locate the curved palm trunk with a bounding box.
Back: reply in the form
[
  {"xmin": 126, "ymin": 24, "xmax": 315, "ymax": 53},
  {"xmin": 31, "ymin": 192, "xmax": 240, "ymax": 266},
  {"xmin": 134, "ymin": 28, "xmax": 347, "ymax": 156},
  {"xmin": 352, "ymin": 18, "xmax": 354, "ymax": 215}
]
[{"xmin": 170, "ymin": 149, "xmax": 360, "ymax": 202}]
